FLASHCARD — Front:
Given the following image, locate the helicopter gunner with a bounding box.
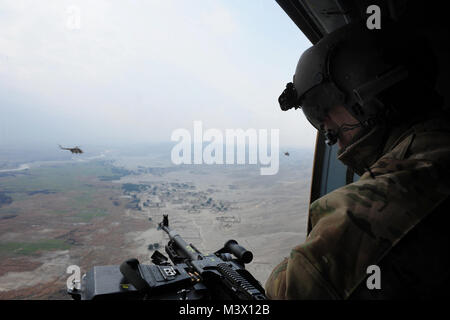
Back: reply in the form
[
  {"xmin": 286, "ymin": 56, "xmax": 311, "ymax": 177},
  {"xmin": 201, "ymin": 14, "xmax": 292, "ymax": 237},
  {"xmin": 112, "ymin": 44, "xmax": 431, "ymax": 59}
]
[{"xmin": 266, "ymin": 22, "xmax": 450, "ymax": 299}]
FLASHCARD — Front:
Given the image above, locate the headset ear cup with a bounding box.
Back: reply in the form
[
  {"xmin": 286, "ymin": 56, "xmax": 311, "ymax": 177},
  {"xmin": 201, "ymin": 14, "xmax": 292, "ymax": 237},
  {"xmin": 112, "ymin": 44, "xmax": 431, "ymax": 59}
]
[{"xmin": 351, "ymin": 104, "xmax": 364, "ymax": 117}]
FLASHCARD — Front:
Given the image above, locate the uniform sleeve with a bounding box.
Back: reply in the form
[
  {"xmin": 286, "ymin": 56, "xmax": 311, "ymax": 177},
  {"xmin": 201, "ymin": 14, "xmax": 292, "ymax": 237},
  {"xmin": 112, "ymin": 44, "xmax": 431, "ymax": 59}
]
[
  {"xmin": 265, "ymin": 244, "xmax": 341, "ymax": 300},
  {"xmin": 266, "ymin": 128, "xmax": 450, "ymax": 299},
  {"xmin": 265, "ymin": 258, "xmax": 288, "ymax": 299}
]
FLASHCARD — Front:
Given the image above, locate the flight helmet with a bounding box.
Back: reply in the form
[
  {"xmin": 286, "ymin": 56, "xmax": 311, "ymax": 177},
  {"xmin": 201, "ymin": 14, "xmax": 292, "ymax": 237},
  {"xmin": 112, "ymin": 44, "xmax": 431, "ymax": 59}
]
[{"xmin": 279, "ymin": 22, "xmax": 437, "ymax": 145}]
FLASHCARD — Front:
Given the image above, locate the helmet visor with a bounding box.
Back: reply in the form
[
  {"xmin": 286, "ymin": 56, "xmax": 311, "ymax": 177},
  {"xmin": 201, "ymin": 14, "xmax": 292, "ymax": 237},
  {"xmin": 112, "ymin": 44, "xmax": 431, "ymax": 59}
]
[
  {"xmin": 301, "ymin": 101, "xmax": 328, "ymax": 130},
  {"xmin": 299, "ymin": 83, "xmax": 340, "ymax": 130}
]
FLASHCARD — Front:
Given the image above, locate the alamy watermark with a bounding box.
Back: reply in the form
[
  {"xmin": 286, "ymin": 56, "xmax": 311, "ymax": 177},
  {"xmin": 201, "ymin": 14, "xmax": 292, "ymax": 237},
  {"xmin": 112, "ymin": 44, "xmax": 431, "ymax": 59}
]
[
  {"xmin": 366, "ymin": 264, "xmax": 381, "ymax": 290},
  {"xmin": 366, "ymin": 5, "xmax": 381, "ymax": 30},
  {"xmin": 66, "ymin": 265, "xmax": 81, "ymax": 290},
  {"xmin": 66, "ymin": 5, "xmax": 81, "ymax": 30},
  {"xmin": 171, "ymin": 121, "xmax": 279, "ymax": 175}
]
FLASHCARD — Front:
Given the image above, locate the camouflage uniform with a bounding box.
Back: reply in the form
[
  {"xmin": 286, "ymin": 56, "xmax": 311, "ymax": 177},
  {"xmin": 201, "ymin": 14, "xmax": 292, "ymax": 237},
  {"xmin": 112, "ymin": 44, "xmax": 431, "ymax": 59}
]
[{"xmin": 265, "ymin": 113, "xmax": 450, "ymax": 299}]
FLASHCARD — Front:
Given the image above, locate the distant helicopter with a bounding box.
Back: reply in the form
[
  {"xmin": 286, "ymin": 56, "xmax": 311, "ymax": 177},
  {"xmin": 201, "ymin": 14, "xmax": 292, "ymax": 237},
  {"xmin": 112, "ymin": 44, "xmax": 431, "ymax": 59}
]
[
  {"xmin": 59, "ymin": 145, "xmax": 83, "ymax": 154},
  {"xmin": 284, "ymin": 152, "xmax": 290, "ymax": 156}
]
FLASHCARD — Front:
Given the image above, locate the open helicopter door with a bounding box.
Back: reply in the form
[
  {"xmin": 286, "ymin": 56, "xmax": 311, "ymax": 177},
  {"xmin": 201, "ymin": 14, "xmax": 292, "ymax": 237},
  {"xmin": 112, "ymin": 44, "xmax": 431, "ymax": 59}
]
[
  {"xmin": 308, "ymin": 134, "xmax": 359, "ymax": 233},
  {"xmin": 276, "ymin": 0, "xmax": 450, "ymax": 235},
  {"xmin": 275, "ymin": 0, "xmax": 362, "ymax": 234}
]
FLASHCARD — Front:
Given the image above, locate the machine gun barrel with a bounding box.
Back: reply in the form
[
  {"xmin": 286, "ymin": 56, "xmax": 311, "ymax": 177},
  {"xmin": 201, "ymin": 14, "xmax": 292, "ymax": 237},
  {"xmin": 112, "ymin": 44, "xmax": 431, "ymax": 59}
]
[{"xmin": 159, "ymin": 214, "xmax": 202, "ymax": 261}]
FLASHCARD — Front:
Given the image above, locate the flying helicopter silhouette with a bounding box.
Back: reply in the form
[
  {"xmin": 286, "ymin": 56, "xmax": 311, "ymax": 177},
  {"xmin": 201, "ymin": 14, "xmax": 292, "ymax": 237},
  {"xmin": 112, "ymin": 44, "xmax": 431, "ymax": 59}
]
[{"xmin": 59, "ymin": 145, "xmax": 83, "ymax": 154}]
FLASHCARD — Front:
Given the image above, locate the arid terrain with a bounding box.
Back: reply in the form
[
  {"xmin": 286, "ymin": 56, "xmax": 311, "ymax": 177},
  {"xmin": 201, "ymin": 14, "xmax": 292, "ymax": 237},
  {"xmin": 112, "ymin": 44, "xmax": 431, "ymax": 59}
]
[{"xmin": 0, "ymin": 147, "xmax": 313, "ymax": 299}]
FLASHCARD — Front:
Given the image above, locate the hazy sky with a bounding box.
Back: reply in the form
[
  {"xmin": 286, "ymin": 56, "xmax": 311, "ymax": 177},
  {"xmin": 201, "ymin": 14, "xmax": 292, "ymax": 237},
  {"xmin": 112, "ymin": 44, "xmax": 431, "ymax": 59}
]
[{"xmin": 0, "ymin": 0, "xmax": 317, "ymax": 149}]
